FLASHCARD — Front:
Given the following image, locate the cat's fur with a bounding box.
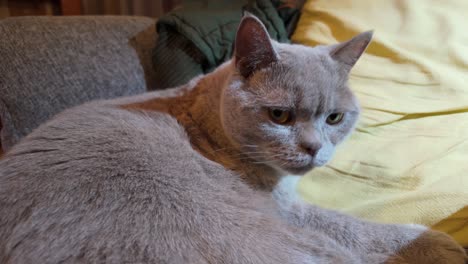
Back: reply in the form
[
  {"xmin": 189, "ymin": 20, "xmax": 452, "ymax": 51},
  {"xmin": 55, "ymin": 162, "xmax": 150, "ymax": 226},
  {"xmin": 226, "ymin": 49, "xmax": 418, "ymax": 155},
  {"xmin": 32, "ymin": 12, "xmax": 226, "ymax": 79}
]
[{"xmin": 0, "ymin": 15, "xmax": 466, "ymax": 264}]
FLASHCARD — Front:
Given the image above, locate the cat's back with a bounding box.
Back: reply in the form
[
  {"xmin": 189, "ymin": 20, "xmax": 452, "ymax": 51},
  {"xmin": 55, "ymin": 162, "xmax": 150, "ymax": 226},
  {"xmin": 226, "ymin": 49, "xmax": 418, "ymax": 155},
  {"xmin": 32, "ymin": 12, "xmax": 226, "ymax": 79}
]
[
  {"xmin": 0, "ymin": 102, "xmax": 199, "ymax": 185},
  {"xmin": 0, "ymin": 103, "xmax": 220, "ymax": 263}
]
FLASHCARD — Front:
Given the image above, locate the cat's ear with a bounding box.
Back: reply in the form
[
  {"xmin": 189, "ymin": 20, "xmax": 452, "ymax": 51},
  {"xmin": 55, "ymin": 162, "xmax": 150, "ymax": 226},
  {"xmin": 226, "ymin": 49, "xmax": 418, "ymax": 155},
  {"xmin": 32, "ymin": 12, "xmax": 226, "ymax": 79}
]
[
  {"xmin": 329, "ymin": 31, "xmax": 373, "ymax": 70},
  {"xmin": 234, "ymin": 13, "xmax": 278, "ymax": 78}
]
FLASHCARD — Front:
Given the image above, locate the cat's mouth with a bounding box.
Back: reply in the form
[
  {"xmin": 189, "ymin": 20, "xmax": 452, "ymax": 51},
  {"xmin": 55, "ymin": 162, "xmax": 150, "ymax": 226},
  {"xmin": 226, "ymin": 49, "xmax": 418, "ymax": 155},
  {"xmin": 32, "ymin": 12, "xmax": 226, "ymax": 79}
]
[
  {"xmin": 242, "ymin": 146, "xmax": 326, "ymax": 175},
  {"xmin": 280, "ymin": 162, "xmax": 316, "ymax": 175},
  {"xmin": 263, "ymin": 153, "xmax": 319, "ymax": 175}
]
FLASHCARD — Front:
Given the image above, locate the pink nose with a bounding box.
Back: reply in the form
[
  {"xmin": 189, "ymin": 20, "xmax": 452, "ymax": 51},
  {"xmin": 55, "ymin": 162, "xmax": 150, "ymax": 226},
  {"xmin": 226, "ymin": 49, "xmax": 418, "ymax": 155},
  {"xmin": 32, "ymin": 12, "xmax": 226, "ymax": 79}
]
[{"xmin": 301, "ymin": 142, "xmax": 322, "ymax": 156}]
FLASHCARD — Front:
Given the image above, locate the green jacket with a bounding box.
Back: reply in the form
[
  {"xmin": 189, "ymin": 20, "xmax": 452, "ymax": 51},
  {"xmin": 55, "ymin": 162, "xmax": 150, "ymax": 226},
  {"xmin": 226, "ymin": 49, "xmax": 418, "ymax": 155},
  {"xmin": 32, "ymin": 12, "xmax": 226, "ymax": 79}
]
[{"xmin": 152, "ymin": 0, "xmax": 301, "ymax": 89}]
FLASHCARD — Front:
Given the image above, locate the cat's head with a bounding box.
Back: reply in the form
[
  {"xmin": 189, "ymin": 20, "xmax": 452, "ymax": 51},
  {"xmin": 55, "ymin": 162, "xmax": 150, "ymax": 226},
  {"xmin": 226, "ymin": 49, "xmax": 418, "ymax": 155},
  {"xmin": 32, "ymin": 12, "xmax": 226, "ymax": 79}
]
[{"xmin": 220, "ymin": 14, "xmax": 372, "ymax": 175}]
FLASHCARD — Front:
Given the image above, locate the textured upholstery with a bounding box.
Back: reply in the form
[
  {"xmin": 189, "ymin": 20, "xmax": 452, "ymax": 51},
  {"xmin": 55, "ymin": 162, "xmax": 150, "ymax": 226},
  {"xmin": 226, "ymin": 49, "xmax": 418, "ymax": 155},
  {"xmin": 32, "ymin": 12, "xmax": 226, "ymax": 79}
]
[{"xmin": 0, "ymin": 16, "xmax": 158, "ymax": 152}]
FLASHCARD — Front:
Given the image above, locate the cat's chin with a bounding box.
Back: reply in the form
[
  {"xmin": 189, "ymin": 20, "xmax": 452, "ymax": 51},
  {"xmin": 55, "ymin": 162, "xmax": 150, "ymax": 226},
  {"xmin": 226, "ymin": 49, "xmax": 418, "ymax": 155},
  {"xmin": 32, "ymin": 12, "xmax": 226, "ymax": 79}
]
[
  {"xmin": 274, "ymin": 159, "xmax": 329, "ymax": 176},
  {"xmin": 285, "ymin": 166, "xmax": 315, "ymax": 175}
]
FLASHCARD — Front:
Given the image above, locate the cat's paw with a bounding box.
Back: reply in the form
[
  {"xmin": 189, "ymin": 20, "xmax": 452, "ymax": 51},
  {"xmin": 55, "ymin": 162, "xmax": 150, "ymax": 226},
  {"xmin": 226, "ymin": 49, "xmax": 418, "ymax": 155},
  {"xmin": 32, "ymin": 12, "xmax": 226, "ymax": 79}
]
[{"xmin": 395, "ymin": 229, "xmax": 467, "ymax": 264}]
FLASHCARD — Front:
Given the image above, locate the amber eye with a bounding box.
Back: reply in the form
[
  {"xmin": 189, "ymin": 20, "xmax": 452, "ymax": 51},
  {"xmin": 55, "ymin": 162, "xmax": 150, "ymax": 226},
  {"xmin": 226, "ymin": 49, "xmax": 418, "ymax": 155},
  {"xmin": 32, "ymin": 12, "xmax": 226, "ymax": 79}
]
[
  {"xmin": 326, "ymin": 113, "xmax": 344, "ymax": 125},
  {"xmin": 268, "ymin": 108, "xmax": 293, "ymax": 125}
]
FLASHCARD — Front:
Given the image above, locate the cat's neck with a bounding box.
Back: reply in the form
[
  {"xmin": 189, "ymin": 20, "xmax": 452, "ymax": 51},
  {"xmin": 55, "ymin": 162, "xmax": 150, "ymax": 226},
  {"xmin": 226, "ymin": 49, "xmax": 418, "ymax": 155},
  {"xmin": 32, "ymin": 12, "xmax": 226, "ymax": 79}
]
[{"xmin": 124, "ymin": 62, "xmax": 281, "ymax": 191}]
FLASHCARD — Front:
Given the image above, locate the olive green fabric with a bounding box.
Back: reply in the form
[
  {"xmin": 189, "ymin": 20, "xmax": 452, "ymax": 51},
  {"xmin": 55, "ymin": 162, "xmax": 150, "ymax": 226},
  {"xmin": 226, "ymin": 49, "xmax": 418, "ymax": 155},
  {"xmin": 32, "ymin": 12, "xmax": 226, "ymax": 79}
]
[{"xmin": 152, "ymin": 0, "xmax": 301, "ymax": 88}]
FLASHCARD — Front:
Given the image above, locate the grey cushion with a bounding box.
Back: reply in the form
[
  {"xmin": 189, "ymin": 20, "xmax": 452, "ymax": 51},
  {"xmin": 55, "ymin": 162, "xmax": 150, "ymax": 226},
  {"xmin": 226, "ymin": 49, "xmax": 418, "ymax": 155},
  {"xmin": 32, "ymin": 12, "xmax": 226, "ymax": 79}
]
[{"xmin": 0, "ymin": 16, "xmax": 158, "ymax": 152}]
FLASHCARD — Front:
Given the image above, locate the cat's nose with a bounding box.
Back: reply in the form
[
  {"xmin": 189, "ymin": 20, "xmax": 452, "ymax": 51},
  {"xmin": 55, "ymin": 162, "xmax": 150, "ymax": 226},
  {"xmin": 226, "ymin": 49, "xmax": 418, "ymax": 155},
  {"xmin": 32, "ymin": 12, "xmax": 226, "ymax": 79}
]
[{"xmin": 301, "ymin": 142, "xmax": 322, "ymax": 157}]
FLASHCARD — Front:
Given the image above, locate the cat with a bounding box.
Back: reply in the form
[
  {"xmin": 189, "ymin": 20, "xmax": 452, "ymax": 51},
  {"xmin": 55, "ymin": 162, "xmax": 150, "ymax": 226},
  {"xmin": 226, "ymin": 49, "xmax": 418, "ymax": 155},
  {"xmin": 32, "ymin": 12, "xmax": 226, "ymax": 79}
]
[{"xmin": 0, "ymin": 14, "xmax": 466, "ymax": 264}]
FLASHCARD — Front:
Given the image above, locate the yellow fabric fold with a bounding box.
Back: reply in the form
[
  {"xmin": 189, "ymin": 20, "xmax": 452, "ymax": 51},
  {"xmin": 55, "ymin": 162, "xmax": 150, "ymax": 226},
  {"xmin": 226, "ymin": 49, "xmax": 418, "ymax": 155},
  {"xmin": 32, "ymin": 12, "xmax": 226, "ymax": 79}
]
[{"xmin": 293, "ymin": 0, "xmax": 468, "ymax": 246}]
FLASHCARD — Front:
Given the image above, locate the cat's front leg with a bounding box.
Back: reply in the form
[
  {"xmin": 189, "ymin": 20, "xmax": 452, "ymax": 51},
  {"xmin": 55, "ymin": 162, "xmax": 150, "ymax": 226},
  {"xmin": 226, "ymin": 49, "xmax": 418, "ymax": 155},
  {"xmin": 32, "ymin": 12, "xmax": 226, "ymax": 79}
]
[{"xmin": 273, "ymin": 176, "xmax": 467, "ymax": 264}]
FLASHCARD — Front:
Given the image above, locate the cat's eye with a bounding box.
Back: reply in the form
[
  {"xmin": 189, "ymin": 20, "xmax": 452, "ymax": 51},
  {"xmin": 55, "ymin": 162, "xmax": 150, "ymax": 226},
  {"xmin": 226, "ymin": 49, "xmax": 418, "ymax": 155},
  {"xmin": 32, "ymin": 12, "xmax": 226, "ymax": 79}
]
[
  {"xmin": 326, "ymin": 113, "xmax": 344, "ymax": 125},
  {"xmin": 268, "ymin": 108, "xmax": 294, "ymax": 125}
]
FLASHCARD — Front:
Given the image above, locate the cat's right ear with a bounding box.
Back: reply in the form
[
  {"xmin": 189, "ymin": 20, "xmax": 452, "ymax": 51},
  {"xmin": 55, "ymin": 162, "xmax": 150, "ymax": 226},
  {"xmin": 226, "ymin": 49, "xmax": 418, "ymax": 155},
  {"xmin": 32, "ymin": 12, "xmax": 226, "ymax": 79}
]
[{"xmin": 234, "ymin": 13, "xmax": 278, "ymax": 78}]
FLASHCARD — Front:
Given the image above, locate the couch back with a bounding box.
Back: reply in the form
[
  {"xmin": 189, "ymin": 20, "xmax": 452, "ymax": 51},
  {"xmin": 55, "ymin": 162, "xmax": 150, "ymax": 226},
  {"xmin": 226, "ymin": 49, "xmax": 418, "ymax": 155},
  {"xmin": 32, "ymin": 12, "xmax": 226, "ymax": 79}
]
[{"xmin": 0, "ymin": 16, "xmax": 158, "ymax": 152}]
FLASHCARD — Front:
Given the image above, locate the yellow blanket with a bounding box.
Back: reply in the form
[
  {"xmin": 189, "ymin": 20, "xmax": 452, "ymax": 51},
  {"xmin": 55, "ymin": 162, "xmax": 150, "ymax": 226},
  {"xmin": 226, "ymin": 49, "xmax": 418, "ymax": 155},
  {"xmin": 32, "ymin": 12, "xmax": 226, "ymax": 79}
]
[{"xmin": 292, "ymin": 0, "xmax": 468, "ymax": 246}]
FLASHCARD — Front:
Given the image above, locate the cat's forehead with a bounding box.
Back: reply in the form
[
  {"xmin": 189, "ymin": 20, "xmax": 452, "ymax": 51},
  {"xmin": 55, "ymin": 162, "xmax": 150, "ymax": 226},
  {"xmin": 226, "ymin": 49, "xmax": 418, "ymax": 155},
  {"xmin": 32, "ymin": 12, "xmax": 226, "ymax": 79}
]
[
  {"xmin": 248, "ymin": 43, "xmax": 353, "ymax": 112},
  {"xmin": 275, "ymin": 44, "xmax": 344, "ymax": 89}
]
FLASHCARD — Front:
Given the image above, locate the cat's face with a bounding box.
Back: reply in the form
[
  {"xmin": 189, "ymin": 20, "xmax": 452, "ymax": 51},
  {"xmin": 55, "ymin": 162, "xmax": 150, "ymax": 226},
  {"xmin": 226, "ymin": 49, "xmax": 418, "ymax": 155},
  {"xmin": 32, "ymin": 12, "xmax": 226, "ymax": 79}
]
[{"xmin": 221, "ymin": 15, "xmax": 372, "ymax": 175}]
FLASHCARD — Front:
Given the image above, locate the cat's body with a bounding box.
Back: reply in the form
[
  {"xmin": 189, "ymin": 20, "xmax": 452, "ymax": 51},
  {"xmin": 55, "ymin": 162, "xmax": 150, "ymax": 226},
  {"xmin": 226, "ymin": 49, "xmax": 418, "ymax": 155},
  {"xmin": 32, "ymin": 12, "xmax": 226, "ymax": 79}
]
[
  {"xmin": 0, "ymin": 15, "xmax": 466, "ymax": 263},
  {"xmin": 0, "ymin": 92, "xmax": 352, "ymax": 263}
]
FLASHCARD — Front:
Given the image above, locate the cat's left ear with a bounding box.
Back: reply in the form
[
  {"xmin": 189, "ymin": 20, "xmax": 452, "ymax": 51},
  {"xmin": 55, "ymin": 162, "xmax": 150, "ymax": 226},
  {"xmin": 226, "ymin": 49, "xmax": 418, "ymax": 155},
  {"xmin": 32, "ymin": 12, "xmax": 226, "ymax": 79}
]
[
  {"xmin": 329, "ymin": 31, "xmax": 373, "ymax": 70},
  {"xmin": 234, "ymin": 13, "xmax": 278, "ymax": 78}
]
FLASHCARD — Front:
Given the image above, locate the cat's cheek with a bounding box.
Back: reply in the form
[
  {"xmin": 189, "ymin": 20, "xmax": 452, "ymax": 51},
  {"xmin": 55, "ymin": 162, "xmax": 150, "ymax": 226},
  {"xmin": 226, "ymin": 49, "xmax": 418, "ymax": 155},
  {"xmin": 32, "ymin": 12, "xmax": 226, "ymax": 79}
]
[{"xmin": 314, "ymin": 145, "xmax": 335, "ymax": 166}]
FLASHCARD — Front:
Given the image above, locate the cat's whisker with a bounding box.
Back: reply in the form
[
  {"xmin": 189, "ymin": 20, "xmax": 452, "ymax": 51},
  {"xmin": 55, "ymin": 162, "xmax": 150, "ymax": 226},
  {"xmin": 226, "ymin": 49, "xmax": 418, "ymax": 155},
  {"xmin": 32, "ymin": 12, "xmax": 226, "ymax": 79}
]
[
  {"xmin": 212, "ymin": 147, "xmax": 237, "ymax": 152},
  {"xmin": 242, "ymin": 144, "xmax": 259, "ymax": 148},
  {"xmin": 211, "ymin": 144, "xmax": 259, "ymax": 154},
  {"xmin": 226, "ymin": 151, "xmax": 274, "ymax": 159},
  {"xmin": 250, "ymin": 161, "xmax": 275, "ymax": 165},
  {"xmin": 227, "ymin": 153, "xmax": 282, "ymax": 162},
  {"xmin": 243, "ymin": 153, "xmax": 283, "ymax": 160}
]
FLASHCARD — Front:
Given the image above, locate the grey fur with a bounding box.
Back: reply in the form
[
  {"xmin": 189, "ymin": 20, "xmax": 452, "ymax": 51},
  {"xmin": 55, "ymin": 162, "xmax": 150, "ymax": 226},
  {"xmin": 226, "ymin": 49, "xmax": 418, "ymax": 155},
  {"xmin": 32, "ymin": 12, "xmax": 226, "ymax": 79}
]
[{"xmin": 0, "ymin": 15, "xmax": 466, "ymax": 264}]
